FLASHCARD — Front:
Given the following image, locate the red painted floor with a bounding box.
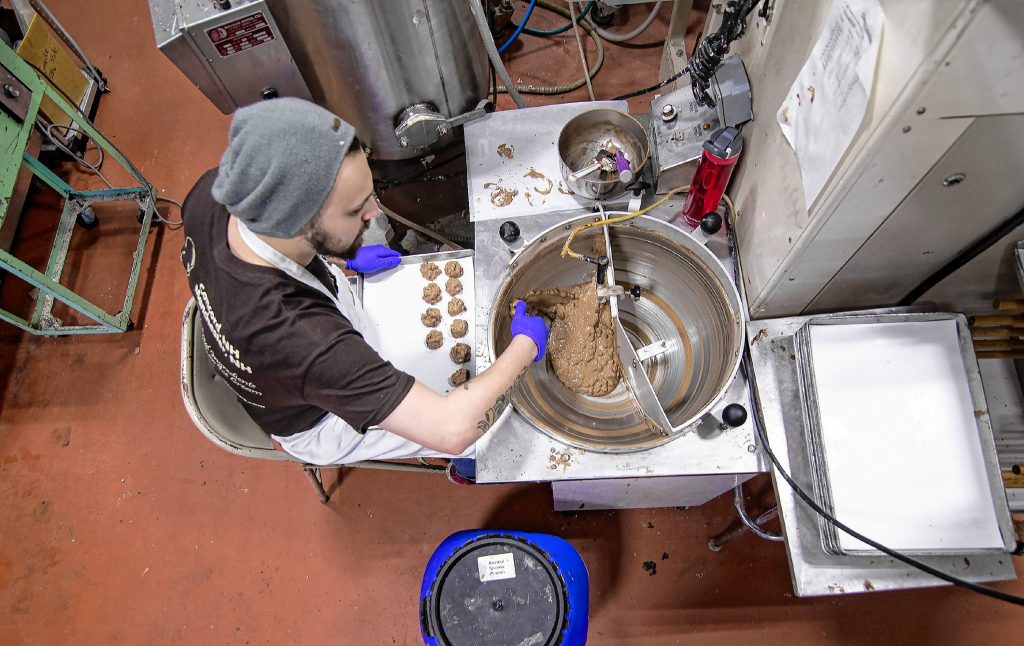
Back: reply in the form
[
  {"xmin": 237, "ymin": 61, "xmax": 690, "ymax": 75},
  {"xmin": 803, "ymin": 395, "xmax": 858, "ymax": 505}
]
[{"xmin": 0, "ymin": 2, "xmax": 1021, "ymax": 644}]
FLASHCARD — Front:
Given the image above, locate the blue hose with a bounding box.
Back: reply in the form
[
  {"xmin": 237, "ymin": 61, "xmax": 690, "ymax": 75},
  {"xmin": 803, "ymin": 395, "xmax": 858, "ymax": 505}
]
[{"xmin": 497, "ymin": 0, "xmax": 538, "ymax": 54}]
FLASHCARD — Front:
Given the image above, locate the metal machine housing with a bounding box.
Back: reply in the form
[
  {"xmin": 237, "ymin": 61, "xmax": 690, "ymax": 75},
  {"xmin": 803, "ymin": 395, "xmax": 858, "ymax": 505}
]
[{"xmin": 149, "ymin": 0, "xmax": 311, "ymax": 113}]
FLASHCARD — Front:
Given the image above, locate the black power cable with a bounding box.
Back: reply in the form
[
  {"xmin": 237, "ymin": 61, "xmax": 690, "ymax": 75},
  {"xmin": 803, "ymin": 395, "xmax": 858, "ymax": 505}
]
[
  {"xmin": 21, "ymin": 57, "xmax": 148, "ymax": 184},
  {"xmin": 899, "ymin": 201, "xmax": 1024, "ymax": 306},
  {"xmin": 490, "ymin": 59, "xmax": 498, "ymax": 109},
  {"xmin": 744, "ymin": 349, "xmax": 1024, "ymax": 606}
]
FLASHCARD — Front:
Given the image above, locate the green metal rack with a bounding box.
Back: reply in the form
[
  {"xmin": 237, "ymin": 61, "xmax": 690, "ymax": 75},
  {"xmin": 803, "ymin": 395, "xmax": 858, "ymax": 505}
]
[{"xmin": 0, "ymin": 40, "xmax": 155, "ymax": 335}]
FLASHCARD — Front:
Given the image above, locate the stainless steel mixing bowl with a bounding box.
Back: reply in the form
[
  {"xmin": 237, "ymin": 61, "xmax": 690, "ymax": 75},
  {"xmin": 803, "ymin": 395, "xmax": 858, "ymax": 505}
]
[
  {"xmin": 558, "ymin": 109, "xmax": 650, "ymax": 200},
  {"xmin": 489, "ymin": 216, "xmax": 744, "ymax": 453}
]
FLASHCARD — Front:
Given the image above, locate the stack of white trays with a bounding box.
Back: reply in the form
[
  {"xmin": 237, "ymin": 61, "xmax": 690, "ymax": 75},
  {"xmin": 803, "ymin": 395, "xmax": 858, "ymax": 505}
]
[{"xmin": 793, "ymin": 313, "xmax": 1015, "ymax": 556}]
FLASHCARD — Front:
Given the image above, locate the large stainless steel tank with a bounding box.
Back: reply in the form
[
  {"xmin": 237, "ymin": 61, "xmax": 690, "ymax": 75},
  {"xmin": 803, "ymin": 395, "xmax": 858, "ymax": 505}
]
[{"xmin": 269, "ymin": 0, "xmax": 490, "ymax": 160}]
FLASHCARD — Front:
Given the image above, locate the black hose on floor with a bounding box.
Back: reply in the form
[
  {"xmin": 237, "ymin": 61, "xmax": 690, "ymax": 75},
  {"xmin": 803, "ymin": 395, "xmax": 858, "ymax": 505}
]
[{"xmin": 899, "ymin": 202, "xmax": 1024, "ymax": 306}]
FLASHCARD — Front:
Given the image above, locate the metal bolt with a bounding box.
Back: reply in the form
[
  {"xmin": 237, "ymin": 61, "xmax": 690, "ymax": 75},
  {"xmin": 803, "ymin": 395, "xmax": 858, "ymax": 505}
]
[
  {"xmin": 493, "ymin": 599, "xmax": 504, "ymax": 611},
  {"xmin": 675, "ymin": 49, "xmax": 684, "ymax": 57},
  {"xmin": 747, "ymin": 444, "xmax": 757, "ymax": 453},
  {"xmin": 398, "ymin": 136, "xmax": 409, "ymax": 148},
  {"xmin": 916, "ymin": 107, "xmax": 926, "ymax": 115},
  {"xmin": 660, "ymin": 104, "xmax": 677, "ymax": 122},
  {"xmin": 942, "ymin": 172, "xmax": 966, "ymax": 187},
  {"xmin": 437, "ymin": 123, "xmax": 449, "ymax": 136},
  {"xmin": 2, "ymin": 83, "xmax": 19, "ymax": 99},
  {"xmin": 902, "ymin": 125, "xmax": 911, "ymax": 133}
]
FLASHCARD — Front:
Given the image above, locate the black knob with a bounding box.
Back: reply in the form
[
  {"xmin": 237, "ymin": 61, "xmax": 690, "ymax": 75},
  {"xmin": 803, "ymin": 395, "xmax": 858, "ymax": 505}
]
[
  {"xmin": 215, "ymin": 0, "xmax": 232, "ymax": 9},
  {"xmin": 262, "ymin": 87, "xmax": 280, "ymax": 100},
  {"xmin": 499, "ymin": 220, "xmax": 520, "ymax": 243},
  {"xmin": 630, "ymin": 285, "xmax": 642, "ymax": 300},
  {"xmin": 700, "ymin": 212, "xmax": 723, "ymax": 235},
  {"xmin": 722, "ymin": 404, "xmax": 747, "ymax": 428}
]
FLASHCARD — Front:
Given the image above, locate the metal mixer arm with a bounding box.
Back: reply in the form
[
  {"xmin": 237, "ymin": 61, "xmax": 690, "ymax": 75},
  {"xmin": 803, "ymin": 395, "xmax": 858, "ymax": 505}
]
[{"xmin": 595, "ymin": 206, "xmax": 676, "ymax": 436}]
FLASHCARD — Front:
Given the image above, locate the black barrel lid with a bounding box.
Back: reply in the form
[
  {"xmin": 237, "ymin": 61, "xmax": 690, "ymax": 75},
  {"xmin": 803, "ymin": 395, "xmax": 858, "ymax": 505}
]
[{"xmin": 424, "ymin": 537, "xmax": 567, "ymax": 646}]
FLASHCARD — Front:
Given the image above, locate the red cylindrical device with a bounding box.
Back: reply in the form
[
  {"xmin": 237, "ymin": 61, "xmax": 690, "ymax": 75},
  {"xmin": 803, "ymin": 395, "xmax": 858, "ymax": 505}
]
[{"xmin": 678, "ymin": 126, "xmax": 742, "ymax": 229}]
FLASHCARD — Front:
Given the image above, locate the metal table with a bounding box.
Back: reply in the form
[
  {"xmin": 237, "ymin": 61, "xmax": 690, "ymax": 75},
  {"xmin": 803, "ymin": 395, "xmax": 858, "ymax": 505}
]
[
  {"xmin": 749, "ymin": 311, "xmax": 1017, "ymax": 596},
  {"xmin": 472, "ymin": 206, "xmax": 765, "ymax": 508}
]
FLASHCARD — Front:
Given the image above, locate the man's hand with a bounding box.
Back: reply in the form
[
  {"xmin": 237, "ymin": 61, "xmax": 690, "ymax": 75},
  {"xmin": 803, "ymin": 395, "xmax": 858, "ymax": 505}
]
[
  {"xmin": 511, "ymin": 300, "xmax": 550, "ymax": 362},
  {"xmin": 345, "ymin": 245, "xmax": 401, "ymax": 274}
]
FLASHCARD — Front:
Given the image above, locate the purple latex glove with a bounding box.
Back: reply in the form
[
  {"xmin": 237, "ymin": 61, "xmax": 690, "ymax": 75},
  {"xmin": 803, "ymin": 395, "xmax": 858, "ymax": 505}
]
[
  {"xmin": 345, "ymin": 245, "xmax": 401, "ymax": 274},
  {"xmin": 511, "ymin": 300, "xmax": 550, "ymax": 362}
]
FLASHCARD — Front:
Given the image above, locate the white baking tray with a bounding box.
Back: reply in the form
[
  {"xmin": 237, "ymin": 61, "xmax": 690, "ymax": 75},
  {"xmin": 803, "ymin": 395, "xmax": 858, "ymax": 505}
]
[{"xmin": 362, "ymin": 250, "xmax": 475, "ymax": 395}]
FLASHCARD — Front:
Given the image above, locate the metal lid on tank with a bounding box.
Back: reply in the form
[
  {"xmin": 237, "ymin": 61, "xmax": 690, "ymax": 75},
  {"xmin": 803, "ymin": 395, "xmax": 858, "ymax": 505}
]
[{"xmin": 422, "ymin": 537, "xmax": 567, "ymax": 646}]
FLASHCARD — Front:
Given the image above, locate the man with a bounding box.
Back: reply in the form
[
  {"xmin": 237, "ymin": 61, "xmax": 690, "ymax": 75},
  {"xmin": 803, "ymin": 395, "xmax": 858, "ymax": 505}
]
[{"xmin": 181, "ymin": 98, "xmax": 548, "ymax": 466}]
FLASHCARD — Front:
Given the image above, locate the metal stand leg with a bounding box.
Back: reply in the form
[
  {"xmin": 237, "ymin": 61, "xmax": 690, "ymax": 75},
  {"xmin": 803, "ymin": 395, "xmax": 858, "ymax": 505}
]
[
  {"xmin": 303, "ymin": 465, "xmax": 331, "ymax": 504},
  {"xmin": 708, "ymin": 483, "xmax": 783, "ymax": 551}
]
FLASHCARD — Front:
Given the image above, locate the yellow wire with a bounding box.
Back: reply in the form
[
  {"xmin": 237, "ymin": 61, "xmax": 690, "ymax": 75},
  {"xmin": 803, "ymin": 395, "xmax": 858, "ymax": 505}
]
[
  {"xmin": 560, "ymin": 185, "xmax": 690, "ymax": 259},
  {"xmin": 722, "ymin": 193, "xmax": 738, "ymax": 224}
]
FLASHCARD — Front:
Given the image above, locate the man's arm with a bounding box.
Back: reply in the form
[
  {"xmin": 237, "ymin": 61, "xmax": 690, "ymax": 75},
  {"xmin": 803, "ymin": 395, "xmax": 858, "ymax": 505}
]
[{"xmin": 378, "ymin": 335, "xmax": 537, "ymax": 455}]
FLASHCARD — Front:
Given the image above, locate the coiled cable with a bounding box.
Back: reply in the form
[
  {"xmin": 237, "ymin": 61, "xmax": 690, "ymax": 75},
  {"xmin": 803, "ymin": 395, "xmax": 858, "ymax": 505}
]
[{"xmin": 689, "ymin": 0, "xmax": 759, "ymax": 107}]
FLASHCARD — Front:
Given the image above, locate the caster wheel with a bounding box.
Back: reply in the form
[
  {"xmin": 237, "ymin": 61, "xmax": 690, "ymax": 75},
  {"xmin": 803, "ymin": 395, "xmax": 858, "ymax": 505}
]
[
  {"xmin": 76, "ymin": 206, "xmax": 98, "ymax": 229},
  {"xmin": 590, "ymin": 4, "xmax": 616, "ymax": 26}
]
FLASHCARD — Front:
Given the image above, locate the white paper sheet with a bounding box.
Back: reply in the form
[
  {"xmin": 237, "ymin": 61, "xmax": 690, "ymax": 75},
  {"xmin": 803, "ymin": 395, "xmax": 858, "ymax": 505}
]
[
  {"xmin": 777, "ymin": 0, "xmax": 884, "ymax": 210},
  {"xmin": 807, "ymin": 320, "xmax": 1005, "ymax": 553},
  {"xmin": 362, "ymin": 255, "xmax": 475, "ymax": 396}
]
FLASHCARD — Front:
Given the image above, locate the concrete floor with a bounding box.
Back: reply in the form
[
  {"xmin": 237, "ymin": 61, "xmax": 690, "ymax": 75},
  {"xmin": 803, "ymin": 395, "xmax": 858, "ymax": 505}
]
[{"xmin": 0, "ymin": 1, "xmax": 1022, "ymax": 644}]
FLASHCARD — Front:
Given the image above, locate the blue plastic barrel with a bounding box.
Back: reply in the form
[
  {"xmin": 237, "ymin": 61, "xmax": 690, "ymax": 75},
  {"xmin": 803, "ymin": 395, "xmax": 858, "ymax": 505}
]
[{"xmin": 420, "ymin": 530, "xmax": 589, "ymax": 646}]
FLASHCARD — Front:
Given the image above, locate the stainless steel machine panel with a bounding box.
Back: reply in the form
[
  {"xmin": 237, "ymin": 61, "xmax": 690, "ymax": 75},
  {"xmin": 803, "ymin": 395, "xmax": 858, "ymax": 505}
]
[
  {"xmin": 649, "ymin": 54, "xmax": 752, "ymax": 194},
  {"xmin": 149, "ymin": 0, "xmax": 311, "ymax": 113},
  {"xmin": 269, "ymin": 0, "xmax": 489, "ymax": 160},
  {"xmin": 488, "ymin": 216, "xmax": 744, "ymax": 453}
]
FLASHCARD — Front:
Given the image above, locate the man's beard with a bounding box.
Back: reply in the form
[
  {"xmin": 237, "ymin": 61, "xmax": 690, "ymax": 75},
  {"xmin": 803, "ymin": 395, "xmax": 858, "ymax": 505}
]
[{"xmin": 306, "ymin": 222, "xmax": 368, "ymax": 260}]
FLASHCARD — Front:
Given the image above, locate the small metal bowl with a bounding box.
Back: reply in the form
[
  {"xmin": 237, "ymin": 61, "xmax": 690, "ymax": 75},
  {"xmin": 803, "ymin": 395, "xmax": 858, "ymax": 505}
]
[{"xmin": 558, "ymin": 109, "xmax": 650, "ymax": 201}]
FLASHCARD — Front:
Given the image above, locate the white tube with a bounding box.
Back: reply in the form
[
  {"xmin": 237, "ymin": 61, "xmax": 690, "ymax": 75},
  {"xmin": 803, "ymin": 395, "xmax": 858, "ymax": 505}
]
[
  {"xmin": 588, "ymin": 1, "xmax": 663, "ymax": 43},
  {"xmin": 569, "ymin": 0, "xmax": 596, "ymax": 101}
]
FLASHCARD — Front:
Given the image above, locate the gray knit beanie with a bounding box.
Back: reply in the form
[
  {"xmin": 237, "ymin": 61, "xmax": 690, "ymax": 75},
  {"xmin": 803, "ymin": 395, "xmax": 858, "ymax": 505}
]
[{"xmin": 212, "ymin": 98, "xmax": 356, "ymax": 239}]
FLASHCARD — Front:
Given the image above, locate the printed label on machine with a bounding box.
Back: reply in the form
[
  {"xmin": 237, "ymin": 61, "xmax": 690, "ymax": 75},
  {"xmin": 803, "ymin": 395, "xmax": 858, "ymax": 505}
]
[
  {"xmin": 477, "ymin": 553, "xmax": 516, "ymax": 582},
  {"xmin": 206, "ymin": 12, "xmax": 276, "ymax": 58}
]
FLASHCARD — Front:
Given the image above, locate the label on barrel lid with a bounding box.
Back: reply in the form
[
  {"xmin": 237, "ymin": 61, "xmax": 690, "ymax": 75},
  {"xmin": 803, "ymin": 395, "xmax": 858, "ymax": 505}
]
[{"xmin": 477, "ymin": 552, "xmax": 516, "ymax": 582}]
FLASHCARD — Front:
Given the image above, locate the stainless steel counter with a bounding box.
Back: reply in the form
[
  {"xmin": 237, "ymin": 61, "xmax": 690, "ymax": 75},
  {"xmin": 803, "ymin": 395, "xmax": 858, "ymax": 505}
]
[{"xmin": 472, "ymin": 206, "xmax": 765, "ymax": 491}]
